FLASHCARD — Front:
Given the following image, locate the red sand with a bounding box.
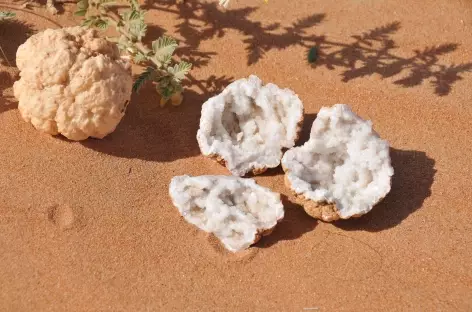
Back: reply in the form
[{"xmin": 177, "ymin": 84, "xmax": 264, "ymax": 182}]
[{"xmin": 1, "ymin": 0, "xmax": 471, "ymax": 310}]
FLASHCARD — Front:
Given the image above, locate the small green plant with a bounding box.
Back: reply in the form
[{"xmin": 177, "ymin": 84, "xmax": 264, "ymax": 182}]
[
  {"xmin": 0, "ymin": 11, "xmax": 16, "ymax": 66},
  {"xmin": 0, "ymin": 11, "xmax": 15, "ymax": 20},
  {"xmin": 76, "ymin": 0, "xmax": 192, "ymax": 106}
]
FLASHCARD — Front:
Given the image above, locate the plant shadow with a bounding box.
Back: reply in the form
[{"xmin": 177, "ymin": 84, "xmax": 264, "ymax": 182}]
[
  {"xmin": 0, "ymin": 18, "xmax": 34, "ymax": 67},
  {"xmin": 80, "ymin": 74, "xmax": 234, "ymax": 161},
  {"xmin": 0, "ymin": 70, "xmax": 18, "ymax": 114},
  {"xmin": 146, "ymin": 0, "xmax": 325, "ymax": 66},
  {"xmin": 145, "ymin": 1, "xmax": 470, "ymax": 96},
  {"xmin": 256, "ymin": 194, "xmax": 317, "ymax": 248},
  {"xmin": 312, "ymin": 22, "xmax": 472, "ymax": 96},
  {"xmin": 334, "ymin": 148, "xmax": 436, "ymax": 232}
]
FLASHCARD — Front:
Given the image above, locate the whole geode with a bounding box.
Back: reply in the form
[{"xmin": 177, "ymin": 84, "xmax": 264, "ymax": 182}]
[
  {"xmin": 13, "ymin": 27, "xmax": 132, "ymax": 141},
  {"xmin": 197, "ymin": 75, "xmax": 304, "ymax": 176},
  {"xmin": 282, "ymin": 104, "xmax": 394, "ymax": 221}
]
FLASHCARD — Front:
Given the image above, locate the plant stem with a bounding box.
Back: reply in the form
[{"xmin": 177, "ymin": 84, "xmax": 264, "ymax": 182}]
[
  {"xmin": 106, "ymin": 10, "xmax": 149, "ymax": 53},
  {"xmin": 100, "ymin": 8, "xmax": 170, "ymax": 78},
  {"xmin": 0, "ymin": 45, "xmax": 11, "ymax": 66}
]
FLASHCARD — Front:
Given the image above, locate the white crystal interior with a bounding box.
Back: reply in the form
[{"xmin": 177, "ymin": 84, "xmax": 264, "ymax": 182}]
[
  {"xmin": 282, "ymin": 104, "xmax": 394, "ymax": 218},
  {"xmin": 169, "ymin": 175, "xmax": 284, "ymax": 252},
  {"xmin": 197, "ymin": 75, "xmax": 304, "ymax": 176}
]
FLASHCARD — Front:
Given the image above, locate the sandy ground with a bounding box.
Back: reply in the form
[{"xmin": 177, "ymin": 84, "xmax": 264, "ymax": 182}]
[{"xmin": 1, "ymin": 0, "xmax": 471, "ymax": 311}]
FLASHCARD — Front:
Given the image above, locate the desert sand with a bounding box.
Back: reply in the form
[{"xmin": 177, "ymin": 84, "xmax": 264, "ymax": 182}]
[{"xmin": 1, "ymin": 0, "xmax": 471, "ymax": 311}]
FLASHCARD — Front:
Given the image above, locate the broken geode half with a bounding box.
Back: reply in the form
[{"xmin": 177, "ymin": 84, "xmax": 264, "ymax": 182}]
[
  {"xmin": 169, "ymin": 175, "xmax": 284, "ymax": 252},
  {"xmin": 281, "ymin": 104, "xmax": 394, "ymax": 222},
  {"xmin": 197, "ymin": 75, "xmax": 304, "ymax": 176}
]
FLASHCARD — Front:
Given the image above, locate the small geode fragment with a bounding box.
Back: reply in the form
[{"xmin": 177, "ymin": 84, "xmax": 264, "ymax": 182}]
[
  {"xmin": 197, "ymin": 75, "xmax": 304, "ymax": 176},
  {"xmin": 169, "ymin": 175, "xmax": 284, "ymax": 252},
  {"xmin": 282, "ymin": 104, "xmax": 394, "ymax": 221}
]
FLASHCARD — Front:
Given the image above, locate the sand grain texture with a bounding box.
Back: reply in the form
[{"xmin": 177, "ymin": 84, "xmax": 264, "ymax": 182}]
[{"xmin": 1, "ymin": 0, "xmax": 472, "ymax": 311}]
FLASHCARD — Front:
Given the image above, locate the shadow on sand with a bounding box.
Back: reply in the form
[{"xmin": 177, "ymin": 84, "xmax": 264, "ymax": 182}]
[
  {"xmin": 256, "ymin": 194, "xmax": 317, "ymax": 248},
  {"xmin": 81, "ymin": 74, "xmax": 234, "ymax": 161},
  {"xmin": 334, "ymin": 148, "xmax": 436, "ymax": 231},
  {"xmin": 145, "ymin": 1, "xmax": 470, "ymax": 96}
]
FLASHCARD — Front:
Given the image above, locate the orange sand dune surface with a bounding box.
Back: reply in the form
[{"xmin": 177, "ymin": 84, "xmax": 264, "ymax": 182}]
[{"xmin": 1, "ymin": 0, "xmax": 471, "ymax": 311}]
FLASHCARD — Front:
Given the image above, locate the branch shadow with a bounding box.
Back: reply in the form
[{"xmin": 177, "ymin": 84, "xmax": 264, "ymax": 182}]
[
  {"xmin": 146, "ymin": 0, "xmax": 325, "ymax": 66},
  {"xmin": 334, "ymin": 148, "xmax": 436, "ymax": 232},
  {"xmin": 144, "ymin": 1, "xmax": 470, "ymax": 96},
  {"xmin": 0, "ymin": 70, "xmax": 18, "ymax": 114},
  {"xmin": 313, "ymin": 22, "xmax": 472, "ymax": 96},
  {"xmin": 0, "ymin": 18, "xmax": 34, "ymax": 67},
  {"xmin": 80, "ymin": 74, "xmax": 234, "ymax": 161},
  {"xmin": 256, "ymin": 194, "xmax": 317, "ymax": 248}
]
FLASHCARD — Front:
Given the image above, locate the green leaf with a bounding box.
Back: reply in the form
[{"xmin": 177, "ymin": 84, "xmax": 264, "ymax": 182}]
[
  {"xmin": 168, "ymin": 61, "xmax": 192, "ymax": 81},
  {"xmin": 308, "ymin": 47, "xmax": 318, "ymax": 63},
  {"xmin": 82, "ymin": 18, "xmax": 95, "ymax": 27},
  {"xmin": 161, "ymin": 54, "xmax": 172, "ymax": 66},
  {"xmin": 129, "ymin": 10, "xmax": 141, "ymax": 20},
  {"xmin": 76, "ymin": 0, "xmax": 89, "ymax": 10},
  {"xmin": 133, "ymin": 52, "xmax": 147, "ymax": 64},
  {"xmin": 0, "ymin": 11, "xmax": 15, "ymax": 20},
  {"xmin": 155, "ymin": 75, "xmax": 183, "ymax": 100},
  {"xmin": 117, "ymin": 35, "xmax": 135, "ymax": 53},
  {"xmin": 159, "ymin": 85, "xmax": 173, "ymax": 99},
  {"xmin": 152, "ymin": 36, "xmax": 178, "ymax": 62},
  {"xmin": 129, "ymin": 0, "xmax": 140, "ymax": 10},
  {"xmin": 121, "ymin": 8, "xmax": 145, "ymax": 22},
  {"xmin": 121, "ymin": 8, "xmax": 147, "ymax": 41},
  {"xmin": 74, "ymin": 9, "xmax": 87, "ymax": 16},
  {"xmin": 95, "ymin": 18, "xmax": 109, "ymax": 30},
  {"xmin": 132, "ymin": 67, "xmax": 155, "ymax": 93},
  {"xmin": 129, "ymin": 21, "xmax": 147, "ymax": 41}
]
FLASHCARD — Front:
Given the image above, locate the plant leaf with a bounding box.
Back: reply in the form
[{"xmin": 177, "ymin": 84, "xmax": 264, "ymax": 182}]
[
  {"xmin": 117, "ymin": 35, "xmax": 130, "ymax": 51},
  {"xmin": 129, "ymin": 21, "xmax": 147, "ymax": 41},
  {"xmin": 158, "ymin": 78, "xmax": 183, "ymax": 100},
  {"xmin": 82, "ymin": 17, "xmax": 95, "ymax": 27},
  {"xmin": 152, "ymin": 36, "xmax": 178, "ymax": 62},
  {"xmin": 161, "ymin": 54, "xmax": 172, "ymax": 66},
  {"xmin": 95, "ymin": 18, "xmax": 109, "ymax": 30},
  {"xmin": 0, "ymin": 11, "xmax": 15, "ymax": 20},
  {"xmin": 121, "ymin": 8, "xmax": 147, "ymax": 41},
  {"xmin": 132, "ymin": 66, "xmax": 155, "ymax": 93},
  {"xmin": 168, "ymin": 61, "xmax": 192, "ymax": 81},
  {"xmin": 74, "ymin": 9, "xmax": 87, "ymax": 16},
  {"xmin": 308, "ymin": 47, "xmax": 318, "ymax": 63},
  {"xmin": 133, "ymin": 52, "xmax": 147, "ymax": 64},
  {"xmin": 76, "ymin": 0, "xmax": 89, "ymax": 10},
  {"xmin": 129, "ymin": 10, "xmax": 141, "ymax": 20},
  {"xmin": 129, "ymin": 0, "xmax": 140, "ymax": 10},
  {"xmin": 158, "ymin": 83, "xmax": 173, "ymax": 99}
]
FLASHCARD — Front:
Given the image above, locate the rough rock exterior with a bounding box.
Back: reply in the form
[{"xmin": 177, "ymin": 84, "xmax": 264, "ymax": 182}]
[
  {"xmin": 197, "ymin": 75, "xmax": 304, "ymax": 176},
  {"xmin": 282, "ymin": 104, "xmax": 394, "ymax": 221},
  {"xmin": 13, "ymin": 27, "xmax": 132, "ymax": 141},
  {"xmin": 169, "ymin": 175, "xmax": 284, "ymax": 252}
]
